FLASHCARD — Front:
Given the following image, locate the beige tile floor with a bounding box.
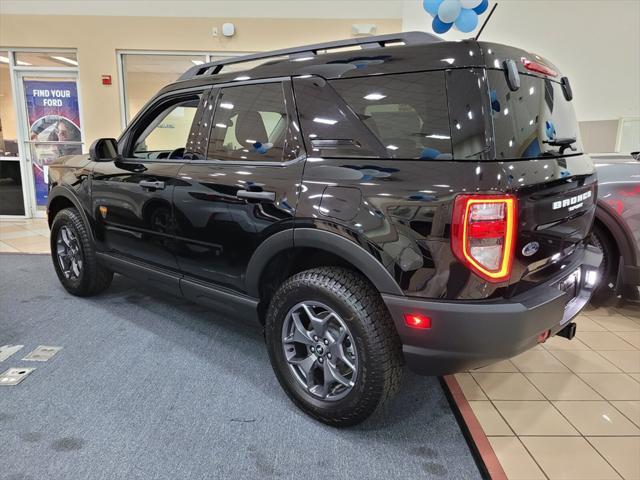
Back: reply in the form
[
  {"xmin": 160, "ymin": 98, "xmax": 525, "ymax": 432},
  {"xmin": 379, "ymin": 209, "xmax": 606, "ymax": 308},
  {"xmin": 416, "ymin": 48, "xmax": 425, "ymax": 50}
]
[
  {"xmin": 458, "ymin": 305, "xmax": 640, "ymax": 480},
  {"xmin": 2, "ymin": 219, "xmax": 639, "ymax": 479},
  {"xmin": 0, "ymin": 218, "xmax": 50, "ymax": 253}
]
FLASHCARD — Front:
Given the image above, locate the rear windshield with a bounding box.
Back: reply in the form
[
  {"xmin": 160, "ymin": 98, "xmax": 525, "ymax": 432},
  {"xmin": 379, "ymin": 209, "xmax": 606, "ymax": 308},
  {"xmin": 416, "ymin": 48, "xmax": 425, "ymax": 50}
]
[{"xmin": 487, "ymin": 71, "xmax": 583, "ymax": 159}]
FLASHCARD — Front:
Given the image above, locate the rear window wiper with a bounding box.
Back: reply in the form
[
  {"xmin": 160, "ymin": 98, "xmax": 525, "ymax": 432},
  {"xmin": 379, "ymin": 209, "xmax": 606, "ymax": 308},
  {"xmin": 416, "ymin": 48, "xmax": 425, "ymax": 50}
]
[{"xmin": 544, "ymin": 137, "xmax": 577, "ymax": 154}]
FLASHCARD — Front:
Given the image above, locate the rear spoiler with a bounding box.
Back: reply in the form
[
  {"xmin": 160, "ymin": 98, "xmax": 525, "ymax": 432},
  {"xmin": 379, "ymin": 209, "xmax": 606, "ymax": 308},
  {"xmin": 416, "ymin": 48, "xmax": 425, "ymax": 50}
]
[{"xmin": 479, "ymin": 41, "xmax": 573, "ymax": 100}]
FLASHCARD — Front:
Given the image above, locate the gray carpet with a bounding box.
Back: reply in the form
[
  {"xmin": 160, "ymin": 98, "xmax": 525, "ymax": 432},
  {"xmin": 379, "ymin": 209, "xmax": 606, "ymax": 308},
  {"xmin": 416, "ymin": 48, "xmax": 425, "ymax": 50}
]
[{"xmin": 0, "ymin": 254, "xmax": 481, "ymax": 480}]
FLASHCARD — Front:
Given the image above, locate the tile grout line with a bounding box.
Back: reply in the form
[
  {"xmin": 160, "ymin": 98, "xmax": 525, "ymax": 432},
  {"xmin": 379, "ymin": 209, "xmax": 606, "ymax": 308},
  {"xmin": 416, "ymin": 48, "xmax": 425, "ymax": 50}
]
[
  {"xmin": 541, "ymin": 336, "xmax": 640, "ymax": 478},
  {"xmin": 471, "ymin": 369, "xmax": 555, "ymax": 479},
  {"xmin": 582, "ymin": 436, "xmax": 628, "ymax": 480},
  {"xmin": 474, "ymin": 343, "xmax": 634, "ymax": 478}
]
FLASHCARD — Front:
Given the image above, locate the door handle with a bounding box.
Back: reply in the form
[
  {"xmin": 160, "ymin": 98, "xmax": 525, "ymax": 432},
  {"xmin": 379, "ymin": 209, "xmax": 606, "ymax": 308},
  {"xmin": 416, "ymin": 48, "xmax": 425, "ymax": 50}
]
[
  {"xmin": 138, "ymin": 180, "xmax": 165, "ymax": 190},
  {"xmin": 236, "ymin": 189, "xmax": 275, "ymax": 202}
]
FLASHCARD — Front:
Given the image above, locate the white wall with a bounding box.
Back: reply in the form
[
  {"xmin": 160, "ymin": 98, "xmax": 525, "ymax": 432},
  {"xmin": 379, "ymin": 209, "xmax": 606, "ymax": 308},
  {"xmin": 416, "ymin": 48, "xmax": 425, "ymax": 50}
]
[
  {"xmin": 0, "ymin": 0, "xmax": 403, "ymax": 19},
  {"xmin": 402, "ymin": 0, "xmax": 640, "ymax": 122},
  {"xmin": 2, "ymin": 0, "xmax": 638, "ymax": 123}
]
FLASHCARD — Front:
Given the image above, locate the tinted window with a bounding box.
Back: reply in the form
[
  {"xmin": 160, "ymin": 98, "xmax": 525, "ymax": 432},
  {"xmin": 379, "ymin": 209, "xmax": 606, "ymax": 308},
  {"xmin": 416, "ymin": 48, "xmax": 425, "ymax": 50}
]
[
  {"xmin": 207, "ymin": 83, "xmax": 287, "ymax": 162},
  {"xmin": 488, "ymin": 71, "xmax": 583, "ymax": 159},
  {"xmin": 131, "ymin": 94, "xmax": 202, "ymax": 159},
  {"xmin": 327, "ymin": 72, "xmax": 451, "ymax": 159}
]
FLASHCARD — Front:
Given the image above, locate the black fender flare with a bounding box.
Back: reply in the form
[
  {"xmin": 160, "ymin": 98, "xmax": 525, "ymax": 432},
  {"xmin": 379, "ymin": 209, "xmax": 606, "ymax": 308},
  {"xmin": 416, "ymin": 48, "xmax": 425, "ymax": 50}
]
[
  {"xmin": 244, "ymin": 227, "xmax": 403, "ymax": 298},
  {"xmin": 47, "ymin": 185, "xmax": 95, "ymax": 242},
  {"xmin": 595, "ymin": 202, "xmax": 638, "ymax": 269}
]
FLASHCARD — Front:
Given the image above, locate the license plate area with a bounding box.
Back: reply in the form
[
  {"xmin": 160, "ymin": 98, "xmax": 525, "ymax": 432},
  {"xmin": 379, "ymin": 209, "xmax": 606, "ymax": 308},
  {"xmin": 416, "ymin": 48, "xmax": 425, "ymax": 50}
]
[{"xmin": 557, "ymin": 268, "xmax": 581, "ymax": 304}]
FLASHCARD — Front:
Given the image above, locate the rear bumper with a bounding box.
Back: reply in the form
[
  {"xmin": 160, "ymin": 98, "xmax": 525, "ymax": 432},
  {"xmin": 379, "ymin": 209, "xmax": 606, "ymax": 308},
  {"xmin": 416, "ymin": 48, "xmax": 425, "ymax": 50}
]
[{"xmin": 382, "ymin": 246, "xmax": 602, "ymax": 375}]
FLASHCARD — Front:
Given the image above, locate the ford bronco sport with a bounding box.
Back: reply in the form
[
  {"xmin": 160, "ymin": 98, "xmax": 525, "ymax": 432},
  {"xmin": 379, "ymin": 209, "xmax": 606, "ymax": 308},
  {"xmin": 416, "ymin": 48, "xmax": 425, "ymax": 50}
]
[{"xmin": 47, "ymin": 32, "xmax": 601, "ymax": 426}]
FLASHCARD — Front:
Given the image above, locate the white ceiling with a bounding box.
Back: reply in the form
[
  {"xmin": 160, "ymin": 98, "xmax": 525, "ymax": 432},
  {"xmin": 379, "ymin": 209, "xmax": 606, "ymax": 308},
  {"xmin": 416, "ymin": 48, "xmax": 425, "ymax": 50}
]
[{"xmin": 0, "ymin": 0, "xmax": 405, "ymax": 19}]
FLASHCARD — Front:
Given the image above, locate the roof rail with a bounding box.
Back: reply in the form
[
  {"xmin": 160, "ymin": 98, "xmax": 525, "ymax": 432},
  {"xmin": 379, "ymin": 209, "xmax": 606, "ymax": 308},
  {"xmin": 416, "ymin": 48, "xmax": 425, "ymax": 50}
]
[{"xmin": 178, "ymin": 31, "xmax": 441, "ymax": 81}]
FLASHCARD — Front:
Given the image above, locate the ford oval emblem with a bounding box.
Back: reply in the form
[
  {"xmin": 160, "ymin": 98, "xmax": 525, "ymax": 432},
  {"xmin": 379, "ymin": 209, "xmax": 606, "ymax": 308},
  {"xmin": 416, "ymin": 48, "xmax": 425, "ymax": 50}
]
[{"xmin": 522, "ymin": 241, "xmax": 540, "ymax": 257}]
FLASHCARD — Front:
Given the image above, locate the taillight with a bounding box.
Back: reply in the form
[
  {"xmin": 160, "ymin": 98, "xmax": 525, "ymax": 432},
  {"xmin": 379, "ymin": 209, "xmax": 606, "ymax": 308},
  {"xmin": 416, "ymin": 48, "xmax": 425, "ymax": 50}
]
[
  {"xmin": 521, "ymin": 57, "xmax": 558, "ymax": 77},
  {"xmin": 451, "ymin": 194, "xmax": 517, "ymax": 283}
]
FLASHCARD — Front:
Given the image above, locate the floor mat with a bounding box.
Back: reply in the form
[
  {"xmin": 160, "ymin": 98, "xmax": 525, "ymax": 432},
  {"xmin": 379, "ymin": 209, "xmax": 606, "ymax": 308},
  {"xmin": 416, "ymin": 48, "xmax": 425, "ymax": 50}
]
[{"xmin": 0, "ymin": 254, "xmax": 480, "ymax": 480}]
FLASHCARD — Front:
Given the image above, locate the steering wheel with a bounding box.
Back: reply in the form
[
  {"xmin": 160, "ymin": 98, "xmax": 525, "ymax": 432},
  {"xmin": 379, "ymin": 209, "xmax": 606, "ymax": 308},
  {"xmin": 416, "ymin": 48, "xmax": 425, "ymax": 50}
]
[{"xmin": 167, "ymin": 147, "xmax": 186, "ymax": 160}]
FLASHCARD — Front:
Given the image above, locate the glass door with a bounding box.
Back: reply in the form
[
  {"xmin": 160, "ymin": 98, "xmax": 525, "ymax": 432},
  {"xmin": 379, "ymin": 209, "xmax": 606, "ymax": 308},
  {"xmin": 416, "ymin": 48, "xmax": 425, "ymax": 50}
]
[
  {"xmin": 0, "ymin": 50, "xmax": 27, "ymax": 217},
  {"xmin": 16, "ymin": 72, "xmax": 83, "ymax": 216}
]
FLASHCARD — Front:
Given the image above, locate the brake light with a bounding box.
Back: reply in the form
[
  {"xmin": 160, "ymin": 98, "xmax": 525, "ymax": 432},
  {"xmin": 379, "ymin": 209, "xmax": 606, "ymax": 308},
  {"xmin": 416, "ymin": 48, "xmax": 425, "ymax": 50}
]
[
  {"xmin": 521, "ymin": 57, "xmax": 558, "ymax": 77},
  {"xmin": 451, "ymin": 194, "xmax": 517, "ymax": 283}
]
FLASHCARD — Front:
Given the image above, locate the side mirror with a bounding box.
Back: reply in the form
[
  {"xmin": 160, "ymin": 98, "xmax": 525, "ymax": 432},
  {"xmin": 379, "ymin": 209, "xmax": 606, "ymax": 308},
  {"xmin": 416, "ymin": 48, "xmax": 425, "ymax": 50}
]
[{"xmin": 89, "ymin": 138, "xmax": 119, "ymax": 162}]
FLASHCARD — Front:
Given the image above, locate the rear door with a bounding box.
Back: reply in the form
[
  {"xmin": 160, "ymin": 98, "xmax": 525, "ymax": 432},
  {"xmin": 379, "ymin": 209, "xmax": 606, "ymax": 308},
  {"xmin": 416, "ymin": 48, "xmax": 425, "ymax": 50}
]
[
  {"xmin": 172, "ymin": 79, "xmax": 304, "ymax": 294},
  {"xmin": 92, "ymin": 89, "xmax": 208, "ymax": 273}
]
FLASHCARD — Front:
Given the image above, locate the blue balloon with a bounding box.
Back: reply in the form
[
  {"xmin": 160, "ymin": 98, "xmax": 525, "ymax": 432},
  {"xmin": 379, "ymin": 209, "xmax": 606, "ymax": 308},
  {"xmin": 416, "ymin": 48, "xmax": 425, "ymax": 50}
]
[
  {"xmin": 473, "ymin": 0, "xmax": 489, "ymax": 14},
  {"xmin": 420, "ymin": 147, "xmax": 441, "ymax": 160},
  {"xmin": 438, "ymin": 0, "xmax": 462, "ymax": 23},
  {"xmin": 455, "ymin": 8, "xmax": 479, "ymax": 33},
  {"xmin": 545, "ymin": 121, "xmax": 557, "ymax": 140},
  {"xmin": 490, "ymin": 89, "xmax": 501, "ymax": 112},
  {"xmin": 423, "ymin": 0, "xmax": 443, "ymax": 16},
  {"xmin": 432, "ymin": 15, "xmax": 453, "ymax": 34}
]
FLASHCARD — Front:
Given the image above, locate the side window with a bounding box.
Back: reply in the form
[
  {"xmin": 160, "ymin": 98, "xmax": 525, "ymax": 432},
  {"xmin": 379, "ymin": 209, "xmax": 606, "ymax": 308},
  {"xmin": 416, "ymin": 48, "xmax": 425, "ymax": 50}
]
[
  {"xmin": 207, "ymin": 83, "xmax": 287, "ymax": 162},
  {"xmin": 130, "ymin": 93, "xmax": 202, "ymax": 160},
  {"xmin": 293, "ymin": 72, "xmax": 451, "ymax": 160},
  {"xmin": 330, "ymin": 72, "xmax": 451, "ymax": 159}
]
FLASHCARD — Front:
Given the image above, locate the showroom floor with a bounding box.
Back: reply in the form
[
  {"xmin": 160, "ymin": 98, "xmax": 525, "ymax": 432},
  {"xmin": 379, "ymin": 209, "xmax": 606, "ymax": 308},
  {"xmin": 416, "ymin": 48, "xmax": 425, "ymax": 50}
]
[
  {"xmin": 0, "ymin": 253, "xmax": 480, "ymax": 480},
  {"xmin": 1, "ymin": 218, "xmax": 639, "ymax": 479},
  {"xmin": 454, "ymin": 303, "xmax": 640, "ymax": 480},
  {"xmin": 0, "ymin": 217, "xmax": 50, "ymax": 253}
]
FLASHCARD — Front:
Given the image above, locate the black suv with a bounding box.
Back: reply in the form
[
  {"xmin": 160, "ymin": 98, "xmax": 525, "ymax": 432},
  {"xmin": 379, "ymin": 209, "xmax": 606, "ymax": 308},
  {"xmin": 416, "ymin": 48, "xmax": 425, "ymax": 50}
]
[{"xmin": 47, "ymin": 32, "xmax": 601, "ymax": 426}]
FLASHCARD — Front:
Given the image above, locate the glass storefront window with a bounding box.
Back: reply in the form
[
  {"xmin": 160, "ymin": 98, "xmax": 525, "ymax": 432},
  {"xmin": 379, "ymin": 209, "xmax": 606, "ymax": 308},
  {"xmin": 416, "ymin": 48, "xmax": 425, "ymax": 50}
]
[
  {"xmin": 1, "ymin": 50, "xmax": 25, "ymax": 215},
  {"xmin": 122, "ymin": 54, "xmax": 207, "ymax": 123},
  {"xmin": 14, "ymin": 51, "xmax": 78, "ymax": 67},
  {"xmin": 1, "ymin": 51, "xmax": 19, "ymax": 157}
]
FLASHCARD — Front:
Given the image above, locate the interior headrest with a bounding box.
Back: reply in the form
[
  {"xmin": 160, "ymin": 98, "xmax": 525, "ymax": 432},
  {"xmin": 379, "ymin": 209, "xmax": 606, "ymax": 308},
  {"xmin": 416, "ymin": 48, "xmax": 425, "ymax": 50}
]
[
  {"xmin": 235, "ymin": 111, "xmax": 268, "ymax": 146},
  {"xmin": 370, "ymin": 111, "xmax": 422, "ymax": 140}
]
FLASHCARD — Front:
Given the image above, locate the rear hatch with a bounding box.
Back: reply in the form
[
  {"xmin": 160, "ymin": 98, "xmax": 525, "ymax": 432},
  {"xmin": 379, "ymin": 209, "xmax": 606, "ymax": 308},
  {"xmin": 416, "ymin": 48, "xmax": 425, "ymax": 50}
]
[{"xmin": 480, "ymin": 42, "xmax": 597, "ymax": 294}]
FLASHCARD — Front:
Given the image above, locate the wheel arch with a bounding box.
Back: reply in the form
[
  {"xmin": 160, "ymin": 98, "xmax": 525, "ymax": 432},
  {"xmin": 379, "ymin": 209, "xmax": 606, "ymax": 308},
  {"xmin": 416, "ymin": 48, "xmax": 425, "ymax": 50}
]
[
  {"xmin": 245, "ymin": 228, "xmax": 403, "ymax": 301},
  {"xmin": 595, "ymin": 202, "xmax": 638, "ymax": 269},
  {"xmin": 47, "ymin": 186, "xmax": 95, "ymax": 242}
]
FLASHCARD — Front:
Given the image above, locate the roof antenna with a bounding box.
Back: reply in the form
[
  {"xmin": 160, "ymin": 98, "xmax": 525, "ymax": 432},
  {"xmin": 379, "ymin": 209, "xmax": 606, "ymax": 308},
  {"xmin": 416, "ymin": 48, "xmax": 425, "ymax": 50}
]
[{"xmin": 475, "ymin": 2, "xmax": 498, "ymax": 41}]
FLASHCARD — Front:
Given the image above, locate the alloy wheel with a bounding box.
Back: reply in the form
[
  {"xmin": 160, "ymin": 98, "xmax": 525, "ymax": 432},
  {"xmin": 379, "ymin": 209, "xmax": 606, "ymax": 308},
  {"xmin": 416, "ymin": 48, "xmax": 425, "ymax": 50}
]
[
  {"xmin": 56, "ymin": 225, "xmax": 83, "ymax": 280},
  {"xmin": 281, "ymin": 301, "xmax": 358, "ymax": 401}
]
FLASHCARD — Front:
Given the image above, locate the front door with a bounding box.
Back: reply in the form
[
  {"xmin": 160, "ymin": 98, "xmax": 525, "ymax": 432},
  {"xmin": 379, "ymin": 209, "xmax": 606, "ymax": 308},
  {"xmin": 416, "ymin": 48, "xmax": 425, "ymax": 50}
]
[
  {"xmin": 172, "ymin": 80, "xmax": 304, "ymax": 294},
  {"xmin": 92, "ymin": 89, "xmax": 208, "ymax": 272}
]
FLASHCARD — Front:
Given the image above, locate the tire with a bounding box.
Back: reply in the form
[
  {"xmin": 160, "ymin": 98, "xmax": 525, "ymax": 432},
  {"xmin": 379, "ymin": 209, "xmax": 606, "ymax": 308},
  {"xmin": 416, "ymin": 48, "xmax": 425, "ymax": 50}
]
[
  {"xmin": 589, "ymin": 223, "xmax": 617, "ymax": 304},
  {"xmin": 265, "ymin": 267, "xmax": 403, "ymax": 427},
  {"xmin": 50, "ymin": 207, "xmax": 113, "ymax": 296}
]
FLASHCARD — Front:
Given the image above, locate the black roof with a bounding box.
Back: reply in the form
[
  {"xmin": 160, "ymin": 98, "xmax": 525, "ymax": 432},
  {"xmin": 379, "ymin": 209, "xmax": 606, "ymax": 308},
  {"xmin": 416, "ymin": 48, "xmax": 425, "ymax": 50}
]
[
  {"xmin": 160, "ymin": 32, "xmax": 487, "ymax": 95},
  {"xmin": 157, "ymin": 33, "xmax": 562, "ymax": 97}
]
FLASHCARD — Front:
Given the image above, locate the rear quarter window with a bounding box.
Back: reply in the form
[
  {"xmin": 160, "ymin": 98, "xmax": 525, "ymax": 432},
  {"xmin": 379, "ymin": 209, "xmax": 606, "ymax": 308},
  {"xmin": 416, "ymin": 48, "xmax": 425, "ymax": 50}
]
[{"xmin": 294, "ymin": 72, "xmax": 452, "ymax": 160}]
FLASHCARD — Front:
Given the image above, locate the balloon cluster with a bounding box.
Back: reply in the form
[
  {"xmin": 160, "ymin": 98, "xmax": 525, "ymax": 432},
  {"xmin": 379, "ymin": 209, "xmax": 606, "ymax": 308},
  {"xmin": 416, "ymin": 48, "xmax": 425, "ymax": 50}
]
[
  {"xmin": 423, "ymin": 0, "xmax": 489, "ymax": 34},
  {"xmin": 253, "ymin": 141, "xmax": 273, "ymax": 154}
]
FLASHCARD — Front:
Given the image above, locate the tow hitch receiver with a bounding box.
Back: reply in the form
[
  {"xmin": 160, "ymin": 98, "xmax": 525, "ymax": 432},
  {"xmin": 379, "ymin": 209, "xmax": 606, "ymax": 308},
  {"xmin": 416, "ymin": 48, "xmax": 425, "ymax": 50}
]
[{"xmin": 557, "ymin": 322, "xmax": 577, "ymax": 340}]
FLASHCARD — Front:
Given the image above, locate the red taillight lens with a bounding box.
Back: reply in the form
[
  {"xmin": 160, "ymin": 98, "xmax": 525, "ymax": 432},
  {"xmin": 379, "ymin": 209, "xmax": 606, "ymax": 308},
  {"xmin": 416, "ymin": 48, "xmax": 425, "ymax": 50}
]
[
  {"xmin": 451, "ymin": 194, "xmax": 517, "ymax": 283},
  {"xmin": 404, "ymin": 313, "xmax": 431, "ymax": 329},
  {"xmin": 521, "ymin": 57, "xmax": 558, "ymax": 77}
]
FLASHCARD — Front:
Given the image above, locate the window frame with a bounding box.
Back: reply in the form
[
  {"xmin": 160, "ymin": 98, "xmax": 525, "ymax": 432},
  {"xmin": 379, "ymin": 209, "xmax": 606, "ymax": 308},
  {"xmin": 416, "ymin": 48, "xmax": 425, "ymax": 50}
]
[
  {"xmin": 193, "ymin": 76, "xmax": 305, "ymax": 167},
  {"xmin": 119, "ymin": 86, "xmax": 210, "ymax": 161}
]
